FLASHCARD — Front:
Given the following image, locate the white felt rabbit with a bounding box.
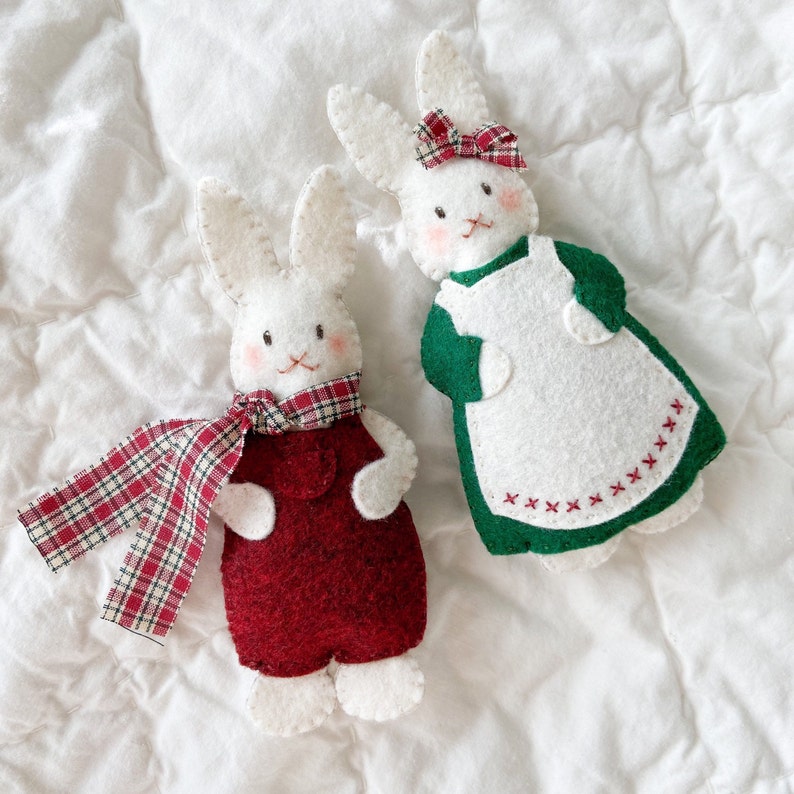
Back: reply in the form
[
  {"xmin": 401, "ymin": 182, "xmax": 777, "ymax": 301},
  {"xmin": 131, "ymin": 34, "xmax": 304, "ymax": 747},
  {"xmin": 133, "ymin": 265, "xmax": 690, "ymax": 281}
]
[
  {"xmin": 327, "ymin": 31, "xmax": 725, "ymax": 572},
  {"xmin": 198, "ymin": 166, "xmax": 426, "ymax": 736}
]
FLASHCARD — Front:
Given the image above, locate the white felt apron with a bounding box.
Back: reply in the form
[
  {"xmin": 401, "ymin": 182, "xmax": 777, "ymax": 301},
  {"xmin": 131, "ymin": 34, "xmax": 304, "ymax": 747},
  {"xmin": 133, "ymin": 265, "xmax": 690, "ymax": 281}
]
[{"xmin": 436, "ymin": 235, "xmax": 698, "ymax": 530}]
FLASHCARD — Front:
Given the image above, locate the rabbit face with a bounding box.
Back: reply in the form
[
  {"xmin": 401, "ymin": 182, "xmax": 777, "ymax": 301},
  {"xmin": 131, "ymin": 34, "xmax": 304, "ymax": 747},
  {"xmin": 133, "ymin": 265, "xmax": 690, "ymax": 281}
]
[
  {"xmin": 197, "ymin": 166, "xmax": 362, "ymax": 401},
  {"xmin": 401, "ymin": 159, "xmax": 538, "ymax": 281},
  {"xmin": 231, "ymin": 280, "xmax": 362, "ymax": 398}
]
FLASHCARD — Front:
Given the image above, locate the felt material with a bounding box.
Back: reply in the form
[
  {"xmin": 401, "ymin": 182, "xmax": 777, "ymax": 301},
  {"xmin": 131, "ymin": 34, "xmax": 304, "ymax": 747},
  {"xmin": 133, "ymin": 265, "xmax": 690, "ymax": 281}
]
[
  {"xmin": 427, "ymin": 236, "xmax": 725, "ymax": 556},
  {"xmin": 212, "ymin": 482, "xmax": 276, "ymax": 541},
  {"xmin": 352, "ymin": 409, "xmax": 418, "ymax": 520},
  {"xmin": 630, "ymin": 474, "xmax": 703, "ymax": 535},
  {"xmin": 246, "ymin": 668, "xmax": 337, "ymax": 737},
  {"xmin": 563, "ymin": 299, "xmax": 616, "ymax": 345},
  {"xmin": 415, "ymin": 31, "xmax": 490, "ymax": 133},
  {"xmin": 335, "ymin": 655, "xmax": 424, "ymax": 722},
  {"xmin": 538, "ymin": 533, "xmax": 623, "ymax": 573},
  {"xmin": 197, "ymin": 168, "xmax": 364, "ymax": 398},
  {"xmin": 220, "ymin": 415, "xmax": 427, "ymax": 678},
  {"xmin": 435, "ymin": 235, "xmax": 701, "ymax": 530},
  {"xmin": 331, "ymin": 32, "xmax": 724, "ymax": 565},
  {"xmin": 327, "ymin": 90, "xmax": 539, "ymax": 281}
]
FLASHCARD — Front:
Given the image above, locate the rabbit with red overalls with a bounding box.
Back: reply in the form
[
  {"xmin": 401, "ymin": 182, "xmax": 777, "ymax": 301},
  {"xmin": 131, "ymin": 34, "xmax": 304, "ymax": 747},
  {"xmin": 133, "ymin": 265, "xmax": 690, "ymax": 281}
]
[
  {"xmin": 328, "ymin": 32, "xmax": 725, "ymax": 572},
  {"xmin": 199, "ymin": 166, "xmax": 426, "ymax": 736}
]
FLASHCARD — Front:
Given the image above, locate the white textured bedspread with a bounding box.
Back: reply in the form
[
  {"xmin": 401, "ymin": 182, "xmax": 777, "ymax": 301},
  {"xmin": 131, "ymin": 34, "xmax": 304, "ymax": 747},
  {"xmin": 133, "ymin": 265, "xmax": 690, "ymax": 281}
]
[{"xmin": 1, "ymin": 2, "xmax": 792, "ymax": 792}]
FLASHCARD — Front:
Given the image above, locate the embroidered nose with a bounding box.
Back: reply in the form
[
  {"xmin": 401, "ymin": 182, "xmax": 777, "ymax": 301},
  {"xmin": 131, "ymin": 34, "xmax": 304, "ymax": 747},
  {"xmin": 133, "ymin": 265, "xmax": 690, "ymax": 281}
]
[
  {"xmin": 278, "ymin": 352, "xmax": 319, "ymax": 374},
  {"xmin": 462, "ymin": 213, "xmax": 494, "ymax": 238}
]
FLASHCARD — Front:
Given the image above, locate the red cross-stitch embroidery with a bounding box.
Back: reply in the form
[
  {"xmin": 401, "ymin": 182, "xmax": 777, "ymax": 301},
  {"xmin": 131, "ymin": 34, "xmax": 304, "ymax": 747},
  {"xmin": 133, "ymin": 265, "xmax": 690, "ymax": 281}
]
[
  {"xmin": 671, "ymin": 398, "xmax": 683, "ymax": 414},
  {"xmin": 504, "ymin": 492, "xmax": 518, "ymax": 504},
  {"xmin": 546, "ymin": 501, "xmax": 559, "ymax": 513},
  {"xmin": 654, "ymin": 435, "xmax": 668, "ymax": 450},
  {"xmin": 589, "ymin": 494, "xmax": 603, "ymax": 505},
  {"xmin": 662, "ymin": 417, "xmax": 676, "ymax": 432},
  {"xmin": 566, "ymin": 500, "xmax": 581, "ymax": 512},
  {"xmin": 642, "ymin": 454, "xmax": 657, "ymax": 469},
  {"xmin": 611, "ymin": 482, "xmax": 626, "ymax": 496},
  {"xmin": 627, "ymin": 467, "xmax": 642, "ymax": 484},
  {"xmin": 525, "ymin": 498, "xmax": 538, "ymax": 509}
]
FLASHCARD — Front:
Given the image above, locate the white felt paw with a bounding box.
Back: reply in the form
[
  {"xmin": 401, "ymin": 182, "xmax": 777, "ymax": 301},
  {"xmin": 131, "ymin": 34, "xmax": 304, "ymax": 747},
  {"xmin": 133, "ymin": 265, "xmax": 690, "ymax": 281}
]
[
  {"xmin": 335, "ymin": 655, "xmax": 424, "ymax": 722},
  {"xmin": 479, "ymin": 342, "xmax": 512, "ymax": 399},
  {"xmin": 538, "ymin": 533, "xmax": 622, "ymax": 573},
  {"xmin": 353, "ymin": 461, "xmax": 408, "ymax": 519},
  {"xmin": 631, "ymin": 475, "xmax": 704, "ymax": 535},
  {"xmin": 212, "ymin": 482, "xmax": 276, "ymax": 540},
  {"xmin": 563, "ymin": 298, "xmax": 615, "ymax": 345},
  {"xmin": 353, "ymin": 411, "xmax": 418, "ymax": 520},
  {"xmin": 247, "ymin": 669, "xmax": 337, "ymax": 736}
]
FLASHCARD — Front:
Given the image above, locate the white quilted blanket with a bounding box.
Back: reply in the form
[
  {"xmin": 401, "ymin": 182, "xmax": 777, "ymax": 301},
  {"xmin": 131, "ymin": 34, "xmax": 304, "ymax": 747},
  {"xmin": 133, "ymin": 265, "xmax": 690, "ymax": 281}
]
[{"xmin": 2, "ymin": 2, "xmax": 792, "ymax": 792}]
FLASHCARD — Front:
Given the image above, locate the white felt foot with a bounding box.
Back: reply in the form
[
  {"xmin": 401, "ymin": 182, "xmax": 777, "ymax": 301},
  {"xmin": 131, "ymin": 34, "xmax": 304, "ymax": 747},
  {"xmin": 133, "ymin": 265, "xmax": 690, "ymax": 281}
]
[
  {"xmin": 630, "ymin": 475, "xmax": 704, "ymax": 535},
  {"xmin": 335, "ymin": 655, "xmax": 424, "ymax": 722},
  {"xmin": 538, "ymin": 533, "xmax": 622, "ymax": 573},
  {"xmin": 246, "ymin": 669, "xmax": 336, "ymax": 736}
]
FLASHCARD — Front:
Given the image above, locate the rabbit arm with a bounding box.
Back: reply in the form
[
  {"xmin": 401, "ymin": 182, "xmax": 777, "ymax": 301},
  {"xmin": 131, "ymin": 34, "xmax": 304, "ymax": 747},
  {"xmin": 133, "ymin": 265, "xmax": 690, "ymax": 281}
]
[
  {"xmin": 212, "ymin": 482, "xmax": 276, "ymax": 541},
  {"xmin": 421, "ymin": 303, "xmax": 484, "ymax": 402},
  {"xmin": 554, "ymin": 241, "xmax": 627, "ymax": 333},
  {"xmin": 352, "ymin": 410, "xmax": 418, "ymax": 520}
]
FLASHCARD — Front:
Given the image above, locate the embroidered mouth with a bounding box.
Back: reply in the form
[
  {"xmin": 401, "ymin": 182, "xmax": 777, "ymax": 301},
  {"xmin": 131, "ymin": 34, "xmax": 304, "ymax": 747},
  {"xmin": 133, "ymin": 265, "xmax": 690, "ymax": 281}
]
[
  {"xmin": 462, "ymin": 213, "xmax": 494, "ymax": 239},
  {"xmin": 278, "ymin": 353, "xmax": 319, "ymax": 374}
]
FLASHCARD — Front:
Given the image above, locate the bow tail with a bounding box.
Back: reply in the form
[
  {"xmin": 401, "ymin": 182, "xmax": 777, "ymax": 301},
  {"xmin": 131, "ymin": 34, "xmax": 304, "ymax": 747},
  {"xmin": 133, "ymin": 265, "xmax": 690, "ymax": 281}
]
[
  {"xmin": 18, "ymin": 420, "xmax": 197, "ymax": 573},
  {"xmin": 102, "ymin": 417, "xmax": 246, "ymax": 637}
]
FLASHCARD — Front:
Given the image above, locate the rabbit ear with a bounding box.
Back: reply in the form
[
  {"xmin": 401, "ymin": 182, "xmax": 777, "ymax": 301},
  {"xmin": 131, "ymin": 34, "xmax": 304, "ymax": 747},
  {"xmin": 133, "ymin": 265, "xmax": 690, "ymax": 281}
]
[
  {"xmin": 415, "ymin": 30, "xmax": 490, "ymax": 131},
  {"xmin": 327, "ymin": 84, "xmax": 416, "ymax": 195},
  {"xmin": 196, "ymin": 178, "xmax": 280, "ymax": 304},
  {"xmin": 289, "ymin": 165, "xmax": 355, "ymax": 291}
]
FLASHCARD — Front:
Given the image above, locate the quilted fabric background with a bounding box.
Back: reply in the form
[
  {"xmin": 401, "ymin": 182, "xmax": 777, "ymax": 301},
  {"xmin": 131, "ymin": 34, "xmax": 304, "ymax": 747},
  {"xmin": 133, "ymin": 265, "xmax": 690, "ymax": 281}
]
[{"xmin": 1, "ymin": 1, "xmax": 792, "ymax": 792}]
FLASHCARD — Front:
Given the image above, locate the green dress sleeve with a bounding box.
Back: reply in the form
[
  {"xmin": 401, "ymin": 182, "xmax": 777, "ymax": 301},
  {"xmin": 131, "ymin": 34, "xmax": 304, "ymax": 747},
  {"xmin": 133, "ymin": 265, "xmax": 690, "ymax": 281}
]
[
  {"xmin": 554, "ymin": 241, "xmax": 627, "ymax": 332},
  {"xmin": 421, "ymin": 302, "xmax": 484, "ymax": 403}
]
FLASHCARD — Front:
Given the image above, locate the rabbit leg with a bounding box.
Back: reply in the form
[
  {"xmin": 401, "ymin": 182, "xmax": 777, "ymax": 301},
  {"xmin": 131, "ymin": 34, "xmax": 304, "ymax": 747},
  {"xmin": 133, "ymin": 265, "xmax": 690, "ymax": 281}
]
[
  {"xmin": 335, "ymin": 654, "xmax": 424, "ymax": 722},
  {"xmin": 630, "ymin": 475, "xmax": 704, "ymax": 535},
  {"xmin": 537, "ymin": 533, "xmax": 622, "ymax": 573},
  {"xmin": 246, "ymin": 668, "xmax": 337, "ymax": 736}
]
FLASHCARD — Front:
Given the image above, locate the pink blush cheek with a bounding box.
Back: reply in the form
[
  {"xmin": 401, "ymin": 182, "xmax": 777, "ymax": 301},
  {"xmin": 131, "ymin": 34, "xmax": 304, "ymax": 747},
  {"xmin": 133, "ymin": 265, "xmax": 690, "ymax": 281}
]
[
  {"xmin": 424, "ymin": 223, "xmax": 450, "ymax": 256},
  {"xmin": 328, "ymin": 333, "xmax": 349, "ymax": 357},
  {"xmin": 498, "ymin": 187, "xmax": 523, "ymax": 213},
  {"xmin": 243, "ymin": 344, "xmax": 264, "ymax": 370}
]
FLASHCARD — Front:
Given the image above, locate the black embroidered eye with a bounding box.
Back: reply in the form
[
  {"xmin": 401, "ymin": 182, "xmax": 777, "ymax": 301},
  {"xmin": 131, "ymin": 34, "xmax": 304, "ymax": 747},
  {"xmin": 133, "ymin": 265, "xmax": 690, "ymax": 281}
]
[
  {"xmin": 262, "ymin": 331, "xmax": 272, "ymax": 346},
  {"xmin": 316, "ymin": 324, "xmax": 324, "ymax": 340},
  {"xmin": 434, "ymin": 206, "xmax": 446, "ymax": 219},
  {"xmin": 481, "ymin": 183, "xmax": 492, "ymax": 196}
]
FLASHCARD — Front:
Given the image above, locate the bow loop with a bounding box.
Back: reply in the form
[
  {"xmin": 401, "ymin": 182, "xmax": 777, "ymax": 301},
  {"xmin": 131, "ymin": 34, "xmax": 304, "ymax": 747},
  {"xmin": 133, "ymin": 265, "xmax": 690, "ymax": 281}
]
[{"xmin": 414, "ymin": 108, "xmax": 527, "ymax": 171}]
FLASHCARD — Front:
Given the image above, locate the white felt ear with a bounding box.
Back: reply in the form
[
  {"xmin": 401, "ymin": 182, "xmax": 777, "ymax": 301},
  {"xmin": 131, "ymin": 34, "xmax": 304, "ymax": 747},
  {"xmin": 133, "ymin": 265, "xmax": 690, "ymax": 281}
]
[
  {"xmin": 196, "ymin": 177, "xmax": 279, "ymax": 304},
  {"xmin": 289, "ymin": 165, "xmax": 355, "ymax": 291},
  {"xmin": 327, "ymin": 85, "xmax": 416, "ymax": 195},
  {"xmin": 415, "ymin": 30, "xmax": 490, "ymax": 131}
]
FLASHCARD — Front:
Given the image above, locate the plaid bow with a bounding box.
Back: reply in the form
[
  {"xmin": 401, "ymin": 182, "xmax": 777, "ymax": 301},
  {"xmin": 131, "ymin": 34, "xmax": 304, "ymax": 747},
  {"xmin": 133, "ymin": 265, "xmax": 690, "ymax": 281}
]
[
  {"xmin": 18, "ymin": 372, "xmax": 363, "ymax": 639},
  {"xmin": 413, "ymin": 108, "xmax": 527, "ymax": 171}
]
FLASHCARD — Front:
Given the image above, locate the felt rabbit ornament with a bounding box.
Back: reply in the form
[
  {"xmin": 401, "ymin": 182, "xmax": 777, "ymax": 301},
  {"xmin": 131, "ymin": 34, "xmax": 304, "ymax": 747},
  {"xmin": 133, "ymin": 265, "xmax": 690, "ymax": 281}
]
[
  {"xmin": 327, "ymin": 31, "xmax": 725, "ymax": 572},
  {"xmin": 19, "ymin": 166, "xmax": 426, "ymax": 738},
  {"xmin": 199, "ymin": 166, "xmax": 426, "ymax": 735}
]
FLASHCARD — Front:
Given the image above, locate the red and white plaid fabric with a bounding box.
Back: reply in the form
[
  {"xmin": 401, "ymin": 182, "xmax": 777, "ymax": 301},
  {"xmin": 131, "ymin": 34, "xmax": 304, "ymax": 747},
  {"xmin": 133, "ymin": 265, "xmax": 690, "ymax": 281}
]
[
  {"xmin": 414, "ymin": 108, "xmax": 527, "ymax": 171},
  {"xmin": 18, "ymin": 372, "xmax": 363, "ymax": 638}
]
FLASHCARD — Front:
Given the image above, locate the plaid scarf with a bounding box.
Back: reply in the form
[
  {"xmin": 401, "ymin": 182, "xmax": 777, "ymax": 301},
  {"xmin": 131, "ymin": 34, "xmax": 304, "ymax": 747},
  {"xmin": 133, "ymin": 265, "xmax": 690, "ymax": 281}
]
[
  {"xmin": 18, "ymin": 372, "xmax": 363, "ymax": 639},
  {"xmin": 414, "ymin": 108, "xmax": 527, "ymax": 171}
]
